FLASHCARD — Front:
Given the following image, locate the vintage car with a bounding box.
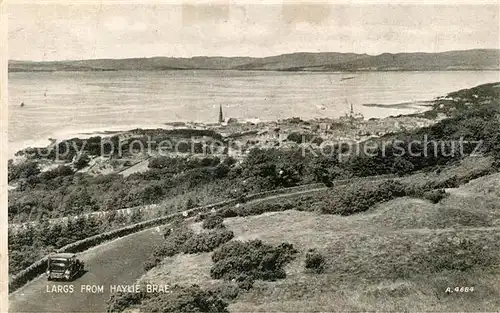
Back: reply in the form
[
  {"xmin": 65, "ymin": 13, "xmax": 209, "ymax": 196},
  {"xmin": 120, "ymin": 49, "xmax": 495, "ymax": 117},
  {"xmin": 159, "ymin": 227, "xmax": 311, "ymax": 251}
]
[{"xmin": 46, "ymin": 253, "xmax": 84, "ymax": 281}]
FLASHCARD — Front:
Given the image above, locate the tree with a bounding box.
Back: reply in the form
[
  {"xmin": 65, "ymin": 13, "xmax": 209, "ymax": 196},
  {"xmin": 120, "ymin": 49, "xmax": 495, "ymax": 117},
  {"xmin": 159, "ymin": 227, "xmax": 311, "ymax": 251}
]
[
  {"xmin": 39, "ymin": 165, "xmax": 74, "ymax": 181},
  {"xmin": 8, "ymin": 161, "xmax": 40, "ymax": 182},
  {"xmin": 74, "ymin": 153, "xmax": 90, "ymax": 170},
  {"xmin": 310, "ymin": 156, "xmax": 340, "ymax": 186},
  {"xmin": 391, "ymin": 157, "xmax": 415, "ymax": 177}
]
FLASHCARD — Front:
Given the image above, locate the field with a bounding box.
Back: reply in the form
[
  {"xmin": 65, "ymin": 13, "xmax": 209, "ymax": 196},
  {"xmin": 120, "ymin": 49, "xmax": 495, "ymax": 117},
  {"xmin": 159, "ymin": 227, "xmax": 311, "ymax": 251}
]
[{"xmin": 138, "ymin": 171, "xmax": 500, "ymax": 312}]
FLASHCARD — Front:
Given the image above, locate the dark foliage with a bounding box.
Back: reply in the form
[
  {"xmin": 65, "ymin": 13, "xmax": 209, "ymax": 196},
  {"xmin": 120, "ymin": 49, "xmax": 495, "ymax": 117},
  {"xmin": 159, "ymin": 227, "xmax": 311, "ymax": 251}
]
[
  {"xmin": 74, "ymin": 153, "xmax": 91, "ymax": 170},
  {"xmin": 304, "ymin": 249, "xmax": 326, "ymax": 273},
  {"xmin": 106, "ymin": 290, "xmax": 149, "ymax": 313},
  {"xmin": 143, "ymin": 257, "xmax": 160, "ymax": 271},
  {"xmin": 143, "ymin": 225, "xmax": 234, "ymax": 271},
  {"xmin": 202, "ymin": 214, "xmax": 224, "ymax": 229},
  {"xmin": 194, "ymin": 213, "xmax": 207, "ymax": 222},
  {"xmin": 139, "ymin": 285, "xmax": 229, "ymax": 313},
  {"xmin": 318, "ymin": 180, "xmax": 407, "ymax": 215},
  {"xmin": 182, "ymin": 228, "xmax": 234, "ymax": 254},
  {"xmin": 210, "ymin": 240, "xmax": 297, "ymax": 283},
  {"xmin": 9, "ymin": 215, "xmax": 106, "ymax": 275},
  {"xmin": 422, "ymin": 189, "xmax": 449, "ymax": 204},
  {"xmin": 106, "ymin": 284, "xmax": 229, "ymax": 313},
  {"xmin": 207, "ymin": 283, "xmax": 240, "ymax": 301},
  {"xmin": 235, "ymin": 274, "xmax": 255, "ymax": 290},
  {"xmin": 39, "ymin": 166, "xmax": 75, "ymax": 183},
  {"xmin": 391, "ymin": 157, "xmax": 415, "ymax": 177},
  {"xmin": 217, "ymin": 207, "xmax": 239, "ymax": 218},
  {"xmin": 8, "ymin": 160, "xmax": 40, "ymax": 182},
  {"xmin": 240, "ymin": 148, "xmax": 313, "ymax": 189}
]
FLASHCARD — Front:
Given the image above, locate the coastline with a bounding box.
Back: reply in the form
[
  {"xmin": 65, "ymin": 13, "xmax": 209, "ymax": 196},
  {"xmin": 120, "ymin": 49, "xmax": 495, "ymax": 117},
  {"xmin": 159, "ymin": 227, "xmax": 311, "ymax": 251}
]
[
  {"xmin": 8, "ymin": 99, "xmax": 436, "ymax": 160},
  {"xmin": 362, "ymin": 100, "xmax": 434, "ymax": 109},
  {"xmin": 8, "ymin": 123, "xmax": 174, "ymax": 160}
]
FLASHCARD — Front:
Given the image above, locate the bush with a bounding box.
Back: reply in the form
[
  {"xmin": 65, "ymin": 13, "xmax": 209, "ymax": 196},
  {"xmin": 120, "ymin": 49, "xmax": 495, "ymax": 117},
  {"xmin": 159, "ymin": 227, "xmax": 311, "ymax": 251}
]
[
  {"xmin": 194, "ymin": 213, "xmax": 207, "ymax": 222},
  {"xmin": 106, "ymin": 285, "xmax": 229, "ymax": 313},
  {"xmin": 8, "ymin": 160, "xmax": 40, "ymax": 182},
  {"xmin": 202, "ymin": 214, "xmax": 224, "ymax": 229},
  {"xmin": 211, "ymin": 240, "xmax": 297, "ymax": 284},
  {"xmin": 304, "ymin": 249, "xmax": 325, "ymax": 273},
  {"xmin": 153, "ymin": 225, "xmax": 195, "ymax": 258},
  {"xmin": 138, "ymin": 285, "xmax": 229, "ymax": 313},
  {"xmin": 218, "ymin": 207, "xmax": 238, "ymax": 218},
  {"xmin": 422, "ymin": 189, "xmax": 449, "ymax": 204},
  {"xmin": 74, "ymin": 153, "xmax": 90, "ymax": 170},
  {"xmin": 219, "ymin": 200, "xmax": 295, "ymax": 219},
  {"xmin": 144, "ymin": 225, "xmax": 234, "ymax": 272},
  {"xmin": 208, "ymin": 283, "xmax": 240, "ymax": 301},
  {"xmin": 106, "ymin": 290, "xmax": 149, "ymax": 313},
  {"xmin": 143, "ymin": 257, "xmax": 161, "ymax": 271},
  {"xmin": 391, "ymin": 157, "xmax": 415, "ymax": 176},
  {"xmin": 182, "ymin": 228, "xmax": 234, "ymax": 254},
  {"xmin": 236, "ymin": 274, "xmax": 255, "ymax": 290},
  {"xmin": 320, "ymin": 180, "xmax": 407, "ymax": 215}
]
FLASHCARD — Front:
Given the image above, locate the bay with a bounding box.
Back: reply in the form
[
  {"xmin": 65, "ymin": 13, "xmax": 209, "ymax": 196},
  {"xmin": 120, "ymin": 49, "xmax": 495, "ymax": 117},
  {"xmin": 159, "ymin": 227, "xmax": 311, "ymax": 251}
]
[{"xmin": 8, "ymin": 70, "xmax": 500, "ymax": 157}]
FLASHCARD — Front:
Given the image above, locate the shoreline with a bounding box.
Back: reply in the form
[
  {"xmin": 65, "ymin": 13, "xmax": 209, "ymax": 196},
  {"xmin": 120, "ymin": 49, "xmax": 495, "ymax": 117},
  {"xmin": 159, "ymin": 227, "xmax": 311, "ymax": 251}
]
[
  {"xmin": 8, "ymin": 123, "xmax": 174, "ymax": 160},
  {"xmin": 362, "ymin": 100, "xmax": 434, "ymax": 109},
  {"xmin": 7, "ymin": 99, "xmax": 437, "ymax": 160},
  {"xmin": 9, "ymin": 68, "xmax": 500, "ymax": 74}
]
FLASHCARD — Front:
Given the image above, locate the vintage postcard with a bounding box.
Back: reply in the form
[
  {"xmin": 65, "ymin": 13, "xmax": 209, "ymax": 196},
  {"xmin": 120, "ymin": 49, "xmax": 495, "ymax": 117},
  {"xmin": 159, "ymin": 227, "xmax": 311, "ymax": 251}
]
[{"xmin": 3, "ymin": 0, "xmax": 500, "ymax": 312}]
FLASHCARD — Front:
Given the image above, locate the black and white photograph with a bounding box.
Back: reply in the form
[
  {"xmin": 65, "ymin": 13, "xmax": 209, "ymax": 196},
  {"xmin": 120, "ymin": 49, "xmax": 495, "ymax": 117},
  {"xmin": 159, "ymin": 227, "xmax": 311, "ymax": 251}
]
[{"xmin": 3, "ymin": 1, "xmax": 500, "ymax": 312}]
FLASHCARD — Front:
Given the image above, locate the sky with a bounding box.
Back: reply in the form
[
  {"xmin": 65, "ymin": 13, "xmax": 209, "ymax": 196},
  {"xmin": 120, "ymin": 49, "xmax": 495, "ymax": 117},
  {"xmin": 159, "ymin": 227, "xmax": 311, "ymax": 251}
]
[{"xmin": 7, "ymin": 1, "xmax": 500, "ymax": 61}]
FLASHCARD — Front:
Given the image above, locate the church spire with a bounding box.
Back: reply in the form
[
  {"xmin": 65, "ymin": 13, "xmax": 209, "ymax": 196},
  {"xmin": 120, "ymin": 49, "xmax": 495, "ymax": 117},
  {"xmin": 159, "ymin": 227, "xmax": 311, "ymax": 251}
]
[{"xmin": 218, "ymin": 104, "xmax": 224, "ymax": 123}]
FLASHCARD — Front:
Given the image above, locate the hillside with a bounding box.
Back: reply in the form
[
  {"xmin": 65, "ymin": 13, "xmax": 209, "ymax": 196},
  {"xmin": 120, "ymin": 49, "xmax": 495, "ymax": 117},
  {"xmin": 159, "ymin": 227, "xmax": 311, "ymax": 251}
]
[
  {"xmin": 9, "ymin": 49, "xmax": 500, "ymax": 72},
  {"xmin": 322, "ymin": 49, "xmax": 500, "ymax": 71},
  {"xmin": 136, "ymin": 167, "xmax": 500, "ymax": 312}
]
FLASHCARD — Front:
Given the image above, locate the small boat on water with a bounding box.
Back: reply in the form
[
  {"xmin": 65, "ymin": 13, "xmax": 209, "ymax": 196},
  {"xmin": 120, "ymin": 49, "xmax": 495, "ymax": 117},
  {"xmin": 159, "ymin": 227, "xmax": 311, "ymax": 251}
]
[
  {"xmin": 340, "ymin": 76, "xmax": 356, "ymax": 81},
  {"xmin": 316, "ymin": 104, "xmax": 326, "ymax": 111}
]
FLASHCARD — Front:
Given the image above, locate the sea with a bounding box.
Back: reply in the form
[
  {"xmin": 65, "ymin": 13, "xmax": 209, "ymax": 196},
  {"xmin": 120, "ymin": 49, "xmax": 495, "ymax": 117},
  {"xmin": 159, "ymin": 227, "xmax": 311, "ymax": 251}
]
[{"xmin": 8, "ymin": 70, "xmax": 500, "ymax": 158}]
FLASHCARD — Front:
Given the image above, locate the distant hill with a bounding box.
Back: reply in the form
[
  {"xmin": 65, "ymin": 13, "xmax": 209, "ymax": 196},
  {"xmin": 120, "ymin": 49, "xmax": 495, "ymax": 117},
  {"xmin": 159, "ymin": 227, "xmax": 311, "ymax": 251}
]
[{"xmin": 9, "ymin": 49, "xmax": 500, "ymax": 72}]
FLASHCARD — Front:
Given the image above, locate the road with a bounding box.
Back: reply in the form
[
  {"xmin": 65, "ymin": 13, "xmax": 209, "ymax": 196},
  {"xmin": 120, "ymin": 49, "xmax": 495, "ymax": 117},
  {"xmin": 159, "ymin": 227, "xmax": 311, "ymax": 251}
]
[{"xmin": 9, "ymin": 228, "xmax": 163, "ymax": 313}]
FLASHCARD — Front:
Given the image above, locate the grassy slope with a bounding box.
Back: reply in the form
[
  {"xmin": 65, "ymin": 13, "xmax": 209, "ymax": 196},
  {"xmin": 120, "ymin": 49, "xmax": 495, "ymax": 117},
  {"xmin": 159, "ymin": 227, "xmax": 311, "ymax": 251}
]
[
  {"xmin": 138, "ymin": 158, "xmax": 500, "ymax": 311},
  {"xmin": 226, "ymin": 174, "xmax": 500, "ymax": 312}
]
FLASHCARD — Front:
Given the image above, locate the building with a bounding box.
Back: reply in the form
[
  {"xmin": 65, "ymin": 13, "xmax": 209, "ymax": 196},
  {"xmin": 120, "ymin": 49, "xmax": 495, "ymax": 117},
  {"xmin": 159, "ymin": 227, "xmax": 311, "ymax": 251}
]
[
  {"xmin": 227, "ymin": 117, "xmax": 238, "ymax": 124},
  {"xmin": 339, "ymin": 99, "xmax": 364, "ymax": 122}
]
